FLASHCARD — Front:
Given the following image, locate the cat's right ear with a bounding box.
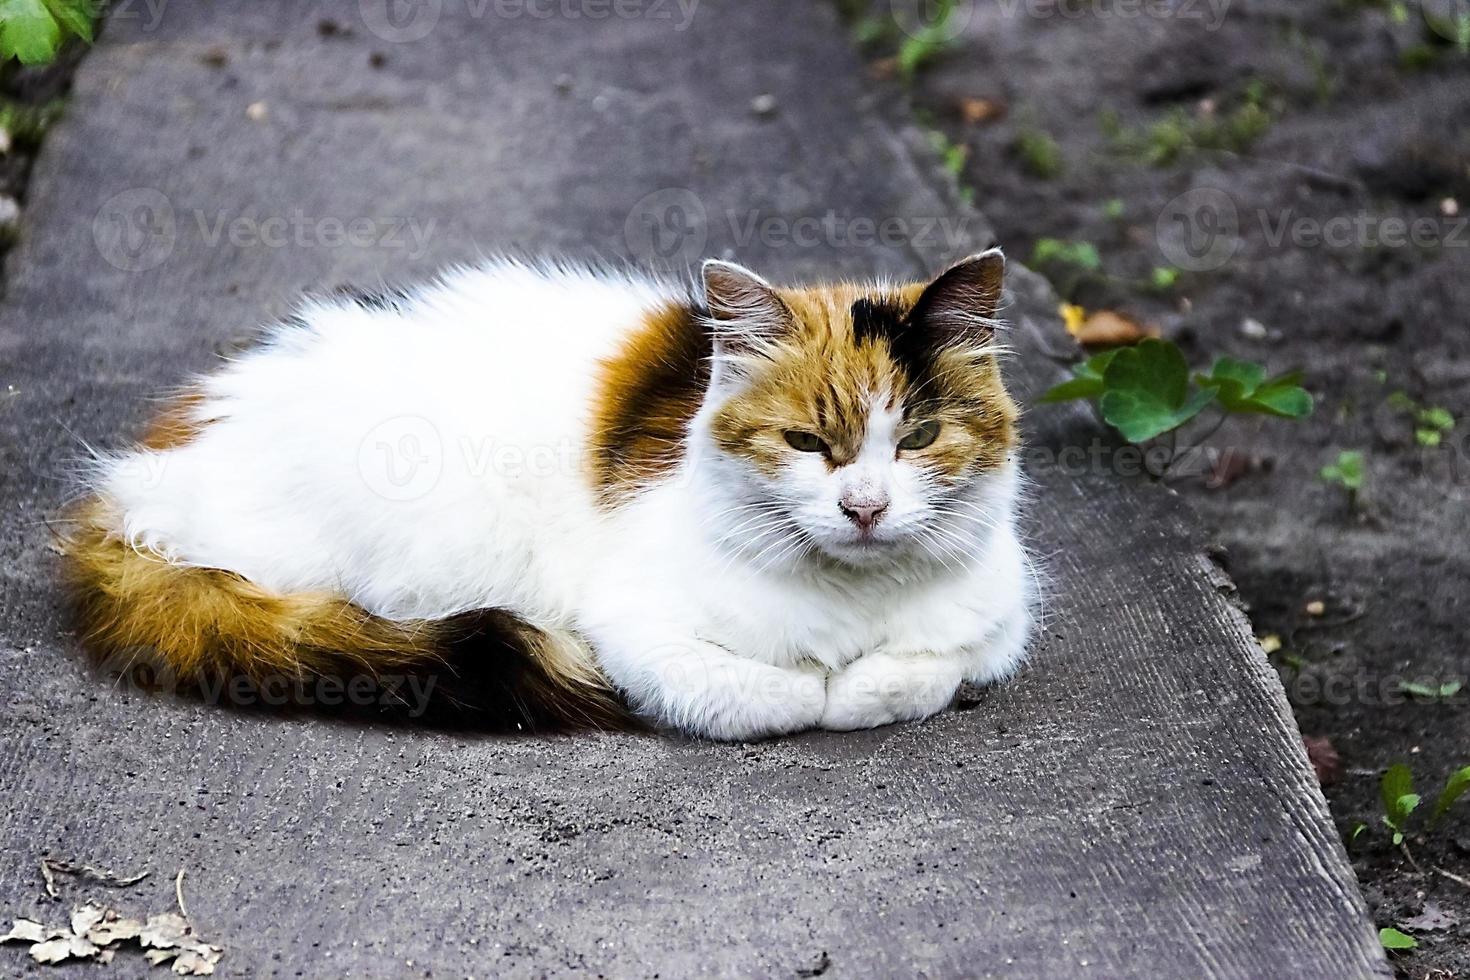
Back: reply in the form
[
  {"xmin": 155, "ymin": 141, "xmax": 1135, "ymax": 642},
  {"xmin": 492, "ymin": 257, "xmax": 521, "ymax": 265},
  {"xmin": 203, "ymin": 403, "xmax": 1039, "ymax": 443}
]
[{"xmin": 701, "ymin": 260, "xmax": 792, "ymax": 372}]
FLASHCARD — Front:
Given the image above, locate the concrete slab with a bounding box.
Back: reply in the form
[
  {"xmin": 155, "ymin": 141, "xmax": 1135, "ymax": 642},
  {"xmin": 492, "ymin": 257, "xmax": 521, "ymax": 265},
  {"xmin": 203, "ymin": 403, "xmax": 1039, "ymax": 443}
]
[{"xmin": 0, "ymin": 0, "xmax": 1385, "ymax": 975}]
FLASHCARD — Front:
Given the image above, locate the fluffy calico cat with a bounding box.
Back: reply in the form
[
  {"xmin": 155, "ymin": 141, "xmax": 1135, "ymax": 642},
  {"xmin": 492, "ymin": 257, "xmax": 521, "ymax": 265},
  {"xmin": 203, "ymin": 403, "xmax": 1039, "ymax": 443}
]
[{"xmin": 63, "ymin": 252, "xmax": 1033, "ymax": 740}]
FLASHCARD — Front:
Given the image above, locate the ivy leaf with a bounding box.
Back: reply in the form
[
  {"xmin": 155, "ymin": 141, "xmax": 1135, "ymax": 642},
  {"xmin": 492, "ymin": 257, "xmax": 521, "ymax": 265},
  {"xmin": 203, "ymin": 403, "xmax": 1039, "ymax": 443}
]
[
  {"xmin": 1196, "ymin": 357, "xmax": 1313, "ymax": 418},
  {"xmin": 1098, "ymin": 339, "xmax": 1215, "ymax": 442},
  {"xmin": 0, "ymin": 0, "xmax": 61, "ymax": 63},
  {"xmin": 1432, "ymin": 766, "xmax": 1470, "ymax": 825},
  {"xmin": 1379, "ymin": 927, "xmax": 1417, "ymax": 950},
  {"xmin": 0, "ymin": 0, "xmax": 93, "ymax": 64},
  {"xmin": 1038, "ymin": 349, "xmax": 1120, "ymax": 403}
]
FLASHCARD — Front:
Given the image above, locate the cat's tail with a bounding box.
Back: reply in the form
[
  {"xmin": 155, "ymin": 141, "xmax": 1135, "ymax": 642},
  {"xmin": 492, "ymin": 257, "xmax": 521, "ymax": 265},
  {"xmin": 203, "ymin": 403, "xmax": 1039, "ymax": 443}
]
[{"xmin": 60, "ymin": 497, "xmax": 635, "ymax": 730}]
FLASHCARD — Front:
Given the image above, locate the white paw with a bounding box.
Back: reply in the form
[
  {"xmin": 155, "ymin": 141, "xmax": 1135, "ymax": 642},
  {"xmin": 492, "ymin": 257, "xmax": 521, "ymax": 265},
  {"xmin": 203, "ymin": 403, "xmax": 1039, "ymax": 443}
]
[
  {"xmin": 820, "ymin": 654, "xmax": 961, "ymax": 732},
  {"xmin": 649, "ymin": 645, "xmax": 827, "ymax": 741}
]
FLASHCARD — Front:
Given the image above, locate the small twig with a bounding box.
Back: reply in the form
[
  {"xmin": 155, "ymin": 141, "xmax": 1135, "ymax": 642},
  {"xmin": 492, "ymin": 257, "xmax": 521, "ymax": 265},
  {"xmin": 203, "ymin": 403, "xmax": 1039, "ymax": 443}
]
[
  {"xmin": 1434, "ymin": 865, "xmax": 1470, "ymax": 889},
  {"xmin": 175, "ymin": 868, "xmax": 189, "ymax": 920},
  {"xmin": 1400, "ymin": 842, "xmax": 1426, "ymax": 875}
]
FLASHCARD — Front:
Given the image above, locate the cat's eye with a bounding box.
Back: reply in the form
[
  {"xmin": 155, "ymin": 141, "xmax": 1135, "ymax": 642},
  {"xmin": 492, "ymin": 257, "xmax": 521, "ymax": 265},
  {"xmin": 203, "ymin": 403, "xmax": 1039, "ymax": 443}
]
[
  {"xmin": 784, "ymin": 430, "xmax": 829, "ymax": 454},
  {"xmin": 898, "ymin": 420, "xmax": 941, "ymax": 451}
]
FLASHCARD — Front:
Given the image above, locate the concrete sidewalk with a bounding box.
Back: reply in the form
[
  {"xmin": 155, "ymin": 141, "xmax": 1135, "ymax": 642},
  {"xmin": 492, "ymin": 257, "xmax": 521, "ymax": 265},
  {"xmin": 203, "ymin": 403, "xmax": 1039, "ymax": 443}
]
[{"xmin": 0, "ymin": 0, "xmax": 1384, "ymax": 975}]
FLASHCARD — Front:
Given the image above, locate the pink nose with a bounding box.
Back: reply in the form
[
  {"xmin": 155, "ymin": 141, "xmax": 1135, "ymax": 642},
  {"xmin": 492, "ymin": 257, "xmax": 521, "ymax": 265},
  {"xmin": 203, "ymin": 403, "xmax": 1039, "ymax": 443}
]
[{"xmin": 840, "ymin": 495, "xmax": 889, "ymax": 530}]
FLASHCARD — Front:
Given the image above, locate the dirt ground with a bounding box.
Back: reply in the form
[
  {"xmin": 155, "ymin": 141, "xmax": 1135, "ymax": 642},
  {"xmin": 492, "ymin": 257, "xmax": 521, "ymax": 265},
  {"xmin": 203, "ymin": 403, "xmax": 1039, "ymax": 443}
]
[{"xmin": 850, "ymin": 0, "xmax": 1470, "ymax": 973}]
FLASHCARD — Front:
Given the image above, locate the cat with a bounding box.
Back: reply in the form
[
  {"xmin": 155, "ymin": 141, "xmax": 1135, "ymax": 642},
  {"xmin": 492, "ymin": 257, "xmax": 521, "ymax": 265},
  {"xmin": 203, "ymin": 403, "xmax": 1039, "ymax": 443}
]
[{"xmin": 63, "ymin": 251, "xmax": 1034, "ymax": 740}]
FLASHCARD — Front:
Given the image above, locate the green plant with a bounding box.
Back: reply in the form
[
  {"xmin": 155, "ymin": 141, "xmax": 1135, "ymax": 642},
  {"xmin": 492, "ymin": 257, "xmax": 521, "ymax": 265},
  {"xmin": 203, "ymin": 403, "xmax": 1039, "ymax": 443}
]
[
  {"xmin": 928, "ymin": 129, "xmax": 968, "ymax": 177},
  {"xmin": 1039, "ymin": 340, "xmax": 1312, "ymax": 470},
  {"xmin": 895, "ymin": 0, "xmax": 961, "ymax": 79},
  {"xmin": 1103, "ymin": 85, "xmax": 1273, "ymax": 167},
  {"xmin": 1374, "ymin": 763, "xmax": 1470, "ymax": 847},
  {"xmin": 1381, "ymin": 763, "xmax": 1420, "ymax": 845},
  {"xmin": 1319, "ymin": 450, "xmax": 1365, "ymax": 504},
  {"xmin": 1148, "ymin": 266, "xmax": 1180, "ymax": 292},
  {"xmin": 1031, "ymin": 238, "xmax": 1100, "ymax": 272},
  {"xmin": 1398, "ymin": 679, "xmax": 1463, "ymax": 699},
  {"xmin": 0, "ymin": 0, "xmax": 94, "ymax": 64},
  {"xmin": 1385, "ymin": 390, "xmax": 1456, "ymax": 447},
  {"xmin": 1102, "ymin": 198, "xmax": 1125, "ymax": 220},
  {"xmin": 1379, "ymin": 927, "xmax": 1417, "ymax": 951},
  {"xmin": 1014, "ymin": 126, "xmax": 1063, "ymax": 178}
]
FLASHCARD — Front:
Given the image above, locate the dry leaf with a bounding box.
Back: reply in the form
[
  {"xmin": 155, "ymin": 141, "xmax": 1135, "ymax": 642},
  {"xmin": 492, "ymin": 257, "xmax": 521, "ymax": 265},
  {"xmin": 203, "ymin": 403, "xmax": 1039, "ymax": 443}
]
[
  {"xmin": 173, "ymin": 946, "xmax": 223, "ymax": 975},
  {"xmin": 87, "ymin": 910, "xmax": 145, "ymax": 946},
  {"xmin": 1259, "ymin": 634, "xmax": 1282, "ymax": 654},
  {"xmin": 2, "ymin": 918, "xmax": 54, "ymax": 943},
  {"xmin": 29, "ymin": 933, "xmax": 99, "ymax": 964},
  {"xmin": 139, "ymin": 912, "xmax": 192, "ymax": 950},
  {"xmin": 1303, "ymin": 735, "xmax": 1342, "ymax": 786},
  {"xmin": 1403, "ymin": 901, "xmax": 1458, "ymax": 932},
  {"xmin": 147, "ymin": 948, "xmax": 179, "ymax": 965},
  {"xmin": 958, "ymin": 96, "xmax": 1005, "ymax": 124},
  {"xmin": 1059, "ymin": 302, "xmax": 1086, "ymax": 335},
  {"xmin": 71, "ymin": 902, "xmax": 106, "ymax": 938},
  {"xmin": 1073, "ymin": 309, "xmax": 1158, "ymax": 347}
]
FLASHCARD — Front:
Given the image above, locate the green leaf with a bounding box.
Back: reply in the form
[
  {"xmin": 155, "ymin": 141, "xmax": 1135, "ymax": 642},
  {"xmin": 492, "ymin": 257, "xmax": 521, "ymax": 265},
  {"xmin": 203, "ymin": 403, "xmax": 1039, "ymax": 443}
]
[
  {"xmin": 0, "ymin": 0, "xmax": 61, "ymax": 64},
  {"xmin": 1418, "ymin": 406, "xmax": 1455, "ymax": 431},
  {"xmin": 1417, "ymin": 428, "xmax": 1443, "ymax": 447},
  {"xmin": 1149, "ymin": 266, "xmax": 1179, "ymax": 291},
  {"xmin": 1039, "ymin": 376, "xmax": 1105, "ymax": 404},
  {"xmin": 1432, "ymin": 766, "xmax": 1470, "ymax": 825},
  {"xmin": 1038, "ymin": 350, "xmax": 1121, "ymax": 404},
  {"xmin": 1381, "ymin": 763, "xmax": 1418, "ymax": 830},
  {"xmin": 45, "ymin": 0, "xmax": 93, "ymax": 42},
  {"xmin": 1379, "ymin": 927, "xmax": 1417, "ymax": 950},
  {"xmin": 1320, "ymin": 451, "xmax": 1364, "ymax": 491},
  {"xmin": 1197, "ymin": 359, "xmax": 1312, "ymax": 418},
  {"xmin": 1098, "ymin": 339, "xmax": 1215, "ymax": 442},
  {"xmin": 1398, "ymin": 679, "xmax": 1462, "ymax": 699},
  {"xmin": 1031, "ymin": 238, "xmax": 1101, "ymax": 272}
]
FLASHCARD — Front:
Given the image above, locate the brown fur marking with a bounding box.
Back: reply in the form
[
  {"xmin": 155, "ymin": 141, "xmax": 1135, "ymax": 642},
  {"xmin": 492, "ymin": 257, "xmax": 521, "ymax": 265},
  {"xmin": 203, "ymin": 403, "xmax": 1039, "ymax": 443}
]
[{"xmin": 62, "ymin": 498, "xmax": 633, "ymax": 730}]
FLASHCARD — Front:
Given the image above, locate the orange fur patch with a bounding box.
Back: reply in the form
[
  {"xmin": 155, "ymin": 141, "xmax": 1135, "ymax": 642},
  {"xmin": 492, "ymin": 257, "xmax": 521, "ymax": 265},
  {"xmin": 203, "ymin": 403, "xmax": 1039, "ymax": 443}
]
[{"xmin": 62, "ymin": 497, "xmax": 632, "ymax": 729}]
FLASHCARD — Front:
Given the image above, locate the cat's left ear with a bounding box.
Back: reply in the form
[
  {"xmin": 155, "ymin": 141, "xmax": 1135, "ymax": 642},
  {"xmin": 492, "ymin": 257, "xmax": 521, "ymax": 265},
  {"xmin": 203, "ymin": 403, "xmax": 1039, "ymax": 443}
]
[
  {"xmin": 909, "ymin": 248, "xmax": 1005, "ymax": 343},
  {"xmin": 701, "ymin": 260, "xmax": 793, "ymax": 382}
]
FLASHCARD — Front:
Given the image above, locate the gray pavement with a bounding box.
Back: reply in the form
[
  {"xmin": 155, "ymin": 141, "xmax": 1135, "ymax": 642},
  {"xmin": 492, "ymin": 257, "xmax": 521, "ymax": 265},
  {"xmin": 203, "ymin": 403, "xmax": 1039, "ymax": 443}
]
[{"xmin": 0, "ymin": 1, "xmax": 1386, "ymax": 976}]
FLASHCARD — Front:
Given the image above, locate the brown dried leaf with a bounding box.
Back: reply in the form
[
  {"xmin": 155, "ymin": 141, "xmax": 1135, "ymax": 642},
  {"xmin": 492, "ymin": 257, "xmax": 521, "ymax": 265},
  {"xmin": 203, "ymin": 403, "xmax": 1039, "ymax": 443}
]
[
  {"xmin": 70, "ymin": 902, "xmax": 106, "ymax": 938},
  {"xmin": 958, "ymin": 96, "xmax": 1006, "ymax": 124},
  {"xmin": 147, "ymin": 948, "xmax": 179, "ymax": 965},
  {"xmin": 1073, "ymin": 309, "xmax": 1159, "ymax": 348},
  {"xmin": 172, "ymin": 945, "xmax": 223, "ymax": 975},
  {"xmin": 139, "ymin": 911, "xmax": 192, "ymax": 949},
  {"xmin": 1303, "ymin": 735, "xmax": 1342, "ymax": 785},
  {"xmin": 87, "ymin": 909, "xmax": 145, "ymax": 946},
  {"xmin": 2, "ymin": 918, "xmax": 54, "ymax": 944},
  {"xmin": 29, "ymin": 933, "xmax": 99, "ymax": 964}
]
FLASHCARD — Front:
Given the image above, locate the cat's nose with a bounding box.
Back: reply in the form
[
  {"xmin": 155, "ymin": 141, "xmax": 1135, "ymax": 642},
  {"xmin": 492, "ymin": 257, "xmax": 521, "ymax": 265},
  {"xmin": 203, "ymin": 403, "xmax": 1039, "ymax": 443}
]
[{"xmin": 839, "ymin": 493, "xmax": 889, "ymax": 530}]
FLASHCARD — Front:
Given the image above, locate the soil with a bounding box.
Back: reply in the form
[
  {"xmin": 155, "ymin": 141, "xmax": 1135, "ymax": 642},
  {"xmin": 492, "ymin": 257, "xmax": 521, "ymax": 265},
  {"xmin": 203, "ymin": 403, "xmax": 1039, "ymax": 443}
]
[{"xmin": 851, "ymin": 0, "xmax": 1470, "ymax": 973}]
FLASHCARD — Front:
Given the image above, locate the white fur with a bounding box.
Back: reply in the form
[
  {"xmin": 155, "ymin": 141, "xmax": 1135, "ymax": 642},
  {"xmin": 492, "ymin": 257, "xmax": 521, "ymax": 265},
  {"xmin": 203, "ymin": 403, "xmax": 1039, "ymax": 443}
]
[{"xmin": 92, "ymin": 258, "xmax": 1034, "ymax": 740}]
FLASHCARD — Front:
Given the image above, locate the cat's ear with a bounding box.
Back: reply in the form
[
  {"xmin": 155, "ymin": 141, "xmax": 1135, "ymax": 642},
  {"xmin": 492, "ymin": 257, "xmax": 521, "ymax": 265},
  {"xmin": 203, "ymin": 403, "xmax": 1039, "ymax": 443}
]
[
  {"xmin": 908, "ymin": 248, "xmax": 1005, "ymax": 343},
  {"xmin": 701, "ymin": 259, "xmax": 793, "ymax": 362}
]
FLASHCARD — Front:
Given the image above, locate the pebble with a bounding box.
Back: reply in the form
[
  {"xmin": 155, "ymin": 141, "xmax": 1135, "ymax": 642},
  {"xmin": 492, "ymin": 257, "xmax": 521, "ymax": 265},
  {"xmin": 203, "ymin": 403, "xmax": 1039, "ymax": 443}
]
[
  {"xmin": 1305, "ymin": 600, "xmax": 1325, "ymax": 617},
  {"xmin": 1240, "ymin": 317, "xmax": 1268, "ymax": 340},
  {"xmin": 750, "ymin": 93, "xmax": 778, "ymax": 117},
  {"xmin": 1442, "ymin": 197, "xmax": 1460, "ymax": 217},
  {"xmin": 245, "ymin": 101, "xmax": 268, "ymax": 122}
]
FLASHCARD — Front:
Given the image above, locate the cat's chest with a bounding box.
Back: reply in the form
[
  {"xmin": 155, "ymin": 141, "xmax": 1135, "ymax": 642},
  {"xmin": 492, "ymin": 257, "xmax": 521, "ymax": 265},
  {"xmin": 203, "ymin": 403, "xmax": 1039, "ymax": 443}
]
[{"xmin": 698, "ymin": 568, "xmax": 979, "ymax": 669}]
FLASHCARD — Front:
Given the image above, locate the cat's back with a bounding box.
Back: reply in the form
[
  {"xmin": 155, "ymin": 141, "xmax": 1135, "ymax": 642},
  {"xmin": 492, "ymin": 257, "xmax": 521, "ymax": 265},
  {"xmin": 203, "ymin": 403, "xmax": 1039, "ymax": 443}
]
[{"xmin": 95, "ymin": 259, "xmax": 692, "ymax": 620}]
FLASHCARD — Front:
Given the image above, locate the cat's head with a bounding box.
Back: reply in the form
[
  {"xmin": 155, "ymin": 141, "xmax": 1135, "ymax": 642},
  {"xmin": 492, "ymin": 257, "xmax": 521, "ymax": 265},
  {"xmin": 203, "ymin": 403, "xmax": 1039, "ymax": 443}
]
[{"xmin": 695, "ymin": 251, "xmax": 1019, "ymax": 567}]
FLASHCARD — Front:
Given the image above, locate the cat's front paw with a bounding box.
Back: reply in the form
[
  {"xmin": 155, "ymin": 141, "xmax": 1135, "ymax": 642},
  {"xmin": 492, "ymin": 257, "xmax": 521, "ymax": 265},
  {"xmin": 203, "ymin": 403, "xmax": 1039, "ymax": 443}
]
[
  {"xmin": 820, "ymin": 653, "xmax": 961, "ymax": 732},
  {"xmin": 651, "ymin": 645, "xmax": 826, "ymax": 741}
]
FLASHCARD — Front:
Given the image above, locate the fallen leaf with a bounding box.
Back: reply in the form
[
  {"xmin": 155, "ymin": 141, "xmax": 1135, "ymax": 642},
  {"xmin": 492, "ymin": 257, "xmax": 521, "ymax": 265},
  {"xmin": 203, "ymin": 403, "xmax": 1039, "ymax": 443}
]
[
  {"xmin": 71, "ymin": 902, "xmax": 106, "ymax": 938},
  {"xmin": 87, "ymin": 909, "xmax": 145, "ymax": 946},
  {"xmin": 139, "ymin": 912, "xmax": 192, "ymax": 950},
  {"xmin": 146, "ymin": 948, "xmax": 178, "ymax": 965},
  {"xmin": 173, "ymin": 945, "xmax": 223, "ymax": 975},
  {"xmin": 29, "ymin": 933, "xmax": 99, "ymax": 964},
  {"xmin": 40, "ymin": 857, "xmax": 150, "ymax": 897},
  {"xmin": 1403, "ymin": 901, "xmax": 1459, "ymax": 932},
  {"xmin": 1059, "ymin": 302, "xmax": 1086, "ymax": 335},
  {"xmin": 1303, "ymin": 735, "xmax": 1342, "ymax": 785},
  {"xmin": 1305, "ymin": 600, "xmax": 1326, "ymax": 617},
  {"xmin": 958, "ymin": 96, "xmax": 1005, "ymax": 124},
  {"xmin": 1074, "ymin": 309, "xmax": 1159, "ymax": 347},
  {"xmin": 1, "ymin": 918, "xmax": 54, "ymax": 943}
]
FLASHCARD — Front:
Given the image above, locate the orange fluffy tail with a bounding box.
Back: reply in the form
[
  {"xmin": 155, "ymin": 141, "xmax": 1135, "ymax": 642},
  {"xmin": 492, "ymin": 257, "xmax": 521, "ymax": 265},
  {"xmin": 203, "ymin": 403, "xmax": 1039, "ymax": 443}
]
[{"xmin": 62, "ymin": 499, "xmax": 634, "ymax": 730}]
